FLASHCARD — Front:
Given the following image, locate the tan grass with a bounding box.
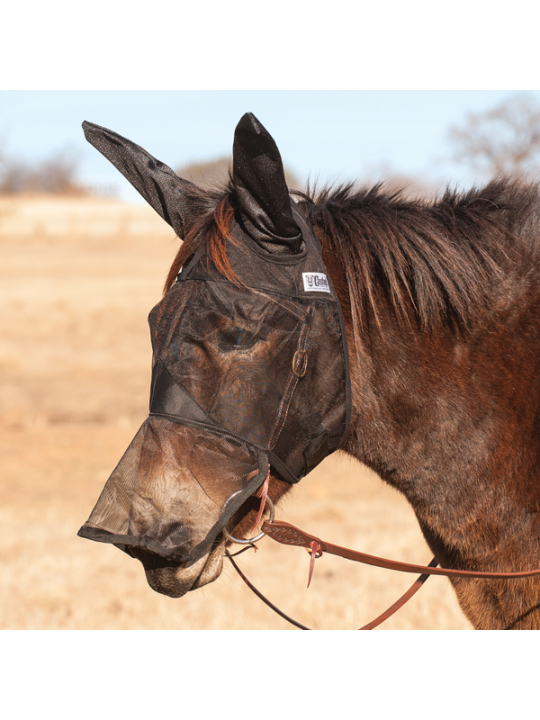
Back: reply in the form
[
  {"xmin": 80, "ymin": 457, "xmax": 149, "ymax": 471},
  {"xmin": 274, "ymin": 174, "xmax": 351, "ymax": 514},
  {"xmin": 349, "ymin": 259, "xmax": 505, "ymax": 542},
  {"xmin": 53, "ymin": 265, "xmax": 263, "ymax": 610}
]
[{"xmin": 0, "ymin": 195, "xmax": 472, "ymax": 630}]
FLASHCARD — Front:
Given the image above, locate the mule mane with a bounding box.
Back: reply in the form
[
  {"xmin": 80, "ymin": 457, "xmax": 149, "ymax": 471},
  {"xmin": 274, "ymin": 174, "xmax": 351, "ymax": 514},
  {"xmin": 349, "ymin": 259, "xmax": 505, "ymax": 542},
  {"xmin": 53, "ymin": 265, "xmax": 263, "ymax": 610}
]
[{"xmin": 165, "ymin": 177, "xmax": 540, "ymax": 334}]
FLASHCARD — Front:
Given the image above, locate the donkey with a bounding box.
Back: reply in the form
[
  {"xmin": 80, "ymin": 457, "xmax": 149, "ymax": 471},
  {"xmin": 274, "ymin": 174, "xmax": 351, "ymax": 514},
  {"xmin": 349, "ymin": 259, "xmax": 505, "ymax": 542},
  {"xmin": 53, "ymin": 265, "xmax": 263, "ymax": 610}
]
[{"xmin": 79, "ymin": 113, "xmax": 540, "ymax": 630}]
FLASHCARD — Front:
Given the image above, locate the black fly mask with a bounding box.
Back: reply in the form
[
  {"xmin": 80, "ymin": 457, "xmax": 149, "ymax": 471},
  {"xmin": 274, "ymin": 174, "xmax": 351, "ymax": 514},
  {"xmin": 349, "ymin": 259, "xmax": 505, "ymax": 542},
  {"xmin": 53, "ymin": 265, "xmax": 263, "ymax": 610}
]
[{"xmin": 78, "ymin": 113, "xmax": 351, "ymax": 572}]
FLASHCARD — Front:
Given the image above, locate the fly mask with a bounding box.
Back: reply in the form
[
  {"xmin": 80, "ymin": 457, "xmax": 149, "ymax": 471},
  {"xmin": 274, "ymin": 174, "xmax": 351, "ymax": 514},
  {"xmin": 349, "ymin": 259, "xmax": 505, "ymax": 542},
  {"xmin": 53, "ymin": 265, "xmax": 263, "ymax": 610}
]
[{"xmin": 78, "ymin": 113, "xmax": 351, "ymax": 569}]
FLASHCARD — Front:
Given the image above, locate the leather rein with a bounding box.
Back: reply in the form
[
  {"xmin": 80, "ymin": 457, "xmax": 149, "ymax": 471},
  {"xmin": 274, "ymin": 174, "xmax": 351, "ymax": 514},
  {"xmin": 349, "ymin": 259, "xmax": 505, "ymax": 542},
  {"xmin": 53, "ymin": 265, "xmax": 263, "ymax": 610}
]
[{"xmin": 224, "ymin": 508, "xmax": 540, "ymax": 630}]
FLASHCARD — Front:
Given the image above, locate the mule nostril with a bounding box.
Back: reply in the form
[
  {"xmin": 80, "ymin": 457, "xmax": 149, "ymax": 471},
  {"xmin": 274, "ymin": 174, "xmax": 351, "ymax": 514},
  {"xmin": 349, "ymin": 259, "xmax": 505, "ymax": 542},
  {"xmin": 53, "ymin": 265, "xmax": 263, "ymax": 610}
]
[{"xmin": 129, "ymin": 547, "xmax": 181, "ymax": 572}]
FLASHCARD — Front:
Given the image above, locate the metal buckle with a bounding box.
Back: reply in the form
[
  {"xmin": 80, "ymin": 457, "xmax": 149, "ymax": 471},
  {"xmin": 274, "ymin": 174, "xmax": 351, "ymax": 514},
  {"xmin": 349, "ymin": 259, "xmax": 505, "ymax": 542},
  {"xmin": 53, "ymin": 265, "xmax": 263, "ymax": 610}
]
[{"xmin": 222, "ymin": 489, "xmax": 275, "ymax": 544}]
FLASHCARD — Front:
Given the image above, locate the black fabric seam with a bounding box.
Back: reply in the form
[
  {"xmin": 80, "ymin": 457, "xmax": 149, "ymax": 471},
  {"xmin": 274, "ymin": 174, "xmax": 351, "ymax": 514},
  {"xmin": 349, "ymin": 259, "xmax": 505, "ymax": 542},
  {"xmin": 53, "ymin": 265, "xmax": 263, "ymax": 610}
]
[{"xmin": 148, "ymin": 413, "xmax": 268, "ymax": 453}]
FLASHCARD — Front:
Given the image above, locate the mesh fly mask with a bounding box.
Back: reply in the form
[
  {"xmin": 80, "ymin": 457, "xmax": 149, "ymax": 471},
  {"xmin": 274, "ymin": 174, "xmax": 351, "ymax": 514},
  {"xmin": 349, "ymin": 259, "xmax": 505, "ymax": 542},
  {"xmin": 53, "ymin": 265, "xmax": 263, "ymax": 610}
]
[{"xmin": 78, "ymin": 113, "xmax": 351, "ymax": 570}]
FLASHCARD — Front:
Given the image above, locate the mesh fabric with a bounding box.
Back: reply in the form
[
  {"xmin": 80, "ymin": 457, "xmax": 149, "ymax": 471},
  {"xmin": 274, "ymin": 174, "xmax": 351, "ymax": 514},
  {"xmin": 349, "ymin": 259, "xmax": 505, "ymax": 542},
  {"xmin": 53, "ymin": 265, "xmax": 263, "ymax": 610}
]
[
  {"xmin": 78, "ymin": 114, "xmax": 351, "ymax": 566},
  {"xmin": 78, "ymin": 417, "xmax": 267, "ymax": 562}
]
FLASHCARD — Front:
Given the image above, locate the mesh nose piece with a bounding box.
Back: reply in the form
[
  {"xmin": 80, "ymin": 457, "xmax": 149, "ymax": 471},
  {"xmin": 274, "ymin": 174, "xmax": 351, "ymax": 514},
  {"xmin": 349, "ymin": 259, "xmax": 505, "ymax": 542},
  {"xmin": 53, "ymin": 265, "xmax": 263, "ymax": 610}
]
[{"xmin": 78, "ymin": 416, "xmax": 268, "ymax": 563}]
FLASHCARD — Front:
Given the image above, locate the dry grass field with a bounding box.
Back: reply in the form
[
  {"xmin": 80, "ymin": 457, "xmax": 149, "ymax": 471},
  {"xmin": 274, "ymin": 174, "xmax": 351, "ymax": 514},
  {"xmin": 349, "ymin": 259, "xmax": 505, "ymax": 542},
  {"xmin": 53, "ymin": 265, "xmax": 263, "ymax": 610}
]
[{"xmin": 0, "ymin": 194, "xmax": 472, "ymax": 630}]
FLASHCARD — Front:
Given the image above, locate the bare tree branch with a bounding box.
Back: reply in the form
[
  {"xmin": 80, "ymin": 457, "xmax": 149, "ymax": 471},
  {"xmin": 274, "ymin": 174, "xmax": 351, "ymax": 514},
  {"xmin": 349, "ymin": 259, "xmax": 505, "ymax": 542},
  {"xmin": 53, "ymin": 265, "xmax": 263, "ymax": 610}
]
[
  {"xmin": 448, "ymin": 94, "xmax": 540, "ymax": 179},
  {"xmin": 0, "ymin": 147, "xmax": 86, "ymax": 195}
]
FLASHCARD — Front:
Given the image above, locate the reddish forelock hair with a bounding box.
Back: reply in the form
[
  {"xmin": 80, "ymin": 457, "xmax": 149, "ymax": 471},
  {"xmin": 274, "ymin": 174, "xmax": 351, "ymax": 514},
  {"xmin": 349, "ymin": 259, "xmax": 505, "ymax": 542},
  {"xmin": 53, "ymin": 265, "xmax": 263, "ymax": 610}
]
[{"xmin": 164, "ymin": 194, "xmax": 243, "ymax": 293}]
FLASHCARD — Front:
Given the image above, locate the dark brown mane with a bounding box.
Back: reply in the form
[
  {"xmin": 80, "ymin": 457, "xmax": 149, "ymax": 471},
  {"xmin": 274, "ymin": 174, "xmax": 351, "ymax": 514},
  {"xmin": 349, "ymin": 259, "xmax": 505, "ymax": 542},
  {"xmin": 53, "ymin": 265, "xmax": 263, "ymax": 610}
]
[
  {"xmin": 301, "ymin": 179, "xmax": 540, "ymax": 333},
  {"xmin": 165, "ymin": 177, "xmax": 540, "ymax": 335}
]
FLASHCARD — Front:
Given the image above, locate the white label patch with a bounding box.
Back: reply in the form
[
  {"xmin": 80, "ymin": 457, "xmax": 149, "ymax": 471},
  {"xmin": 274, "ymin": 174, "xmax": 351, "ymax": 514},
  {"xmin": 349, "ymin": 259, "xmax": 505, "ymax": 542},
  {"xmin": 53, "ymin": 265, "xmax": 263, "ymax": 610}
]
[{"xmin": 302, "ymin": 272, "xmax": 330, "ymax": 293}]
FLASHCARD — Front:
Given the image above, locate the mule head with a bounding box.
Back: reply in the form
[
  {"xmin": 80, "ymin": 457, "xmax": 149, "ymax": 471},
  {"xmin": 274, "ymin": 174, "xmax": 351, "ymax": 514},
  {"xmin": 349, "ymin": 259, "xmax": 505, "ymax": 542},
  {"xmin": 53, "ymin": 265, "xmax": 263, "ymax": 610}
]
[{"xmin": 78, "ymin": 113, "xmax": 350, "ymax": 598}]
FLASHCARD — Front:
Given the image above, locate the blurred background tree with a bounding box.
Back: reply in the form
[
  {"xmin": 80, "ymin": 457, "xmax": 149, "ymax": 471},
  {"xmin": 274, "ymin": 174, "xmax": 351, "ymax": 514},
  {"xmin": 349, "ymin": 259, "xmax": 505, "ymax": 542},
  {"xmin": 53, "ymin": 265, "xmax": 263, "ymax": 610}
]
[
  {"xmin": 0, "ymin": 147, "xmax": 85, "ymax": 195},
  {"xmin": 448, "ymin": 93, "xmax": 540, "ymax": 180}
]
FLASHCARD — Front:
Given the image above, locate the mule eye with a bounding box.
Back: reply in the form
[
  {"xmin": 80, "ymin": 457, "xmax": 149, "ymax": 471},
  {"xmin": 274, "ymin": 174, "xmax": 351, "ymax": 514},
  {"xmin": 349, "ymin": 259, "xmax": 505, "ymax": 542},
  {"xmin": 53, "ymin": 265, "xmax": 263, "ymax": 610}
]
[{"xmin": 218, "ymin": 327, "xmax": 257, "ymax": 353}]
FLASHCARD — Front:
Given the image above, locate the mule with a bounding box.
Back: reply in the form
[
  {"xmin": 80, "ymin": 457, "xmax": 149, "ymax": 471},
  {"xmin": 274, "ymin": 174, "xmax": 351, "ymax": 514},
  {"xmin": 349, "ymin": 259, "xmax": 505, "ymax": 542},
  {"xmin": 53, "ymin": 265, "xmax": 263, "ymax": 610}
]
[{"xmin": 79, "ymin": 113, "xmax": 540, "ymax": 630}]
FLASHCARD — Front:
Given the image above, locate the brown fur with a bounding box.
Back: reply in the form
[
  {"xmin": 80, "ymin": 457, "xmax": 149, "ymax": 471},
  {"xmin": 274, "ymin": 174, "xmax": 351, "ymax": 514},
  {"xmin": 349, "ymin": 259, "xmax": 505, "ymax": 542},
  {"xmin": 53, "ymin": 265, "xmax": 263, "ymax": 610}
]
[
  {"xmin": 162, "ymin": 177, "xmax": 540, "ymax": 629},
  {"xmin": 307, "ymin": 179, "xmax": 540, "ymax": 629}
]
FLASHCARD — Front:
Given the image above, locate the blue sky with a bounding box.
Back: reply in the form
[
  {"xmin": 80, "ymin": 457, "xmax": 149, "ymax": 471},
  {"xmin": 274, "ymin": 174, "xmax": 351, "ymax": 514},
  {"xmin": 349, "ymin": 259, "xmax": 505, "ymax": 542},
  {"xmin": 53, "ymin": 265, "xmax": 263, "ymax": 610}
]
[{"xmin": 2, "ymin": 90, "xmax": 538, "ymax": 202}]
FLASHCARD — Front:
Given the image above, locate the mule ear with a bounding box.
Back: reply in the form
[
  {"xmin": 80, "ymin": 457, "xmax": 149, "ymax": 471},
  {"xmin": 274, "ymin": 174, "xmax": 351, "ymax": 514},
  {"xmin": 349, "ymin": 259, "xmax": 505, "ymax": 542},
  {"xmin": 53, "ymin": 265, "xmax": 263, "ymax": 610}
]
[
  {"xmin": 232, "ymin": 113, "xmax": 303, "ymax": 254},
  {"xmin": 82, "ymin": 121, "xmax": 199, "ymax": 238}
]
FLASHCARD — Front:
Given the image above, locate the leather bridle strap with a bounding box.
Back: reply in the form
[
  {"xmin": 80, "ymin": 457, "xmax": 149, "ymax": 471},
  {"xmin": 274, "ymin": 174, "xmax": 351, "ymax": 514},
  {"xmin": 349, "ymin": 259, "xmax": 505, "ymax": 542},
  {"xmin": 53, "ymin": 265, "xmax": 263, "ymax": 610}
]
[
  {"xmin": 226, "ymin": 519, "xmax": 540, "ymax": 630},
  {"xmin": 262, "ymin": 519, "xmax": 540, "ymax": 579},
  {"xmin": 225, "ymin": 547, "xmax": 438, "ymax": 630},
  {"xmin": 226, "ymin": 548, "xmax": 310, "ymax": 629}
]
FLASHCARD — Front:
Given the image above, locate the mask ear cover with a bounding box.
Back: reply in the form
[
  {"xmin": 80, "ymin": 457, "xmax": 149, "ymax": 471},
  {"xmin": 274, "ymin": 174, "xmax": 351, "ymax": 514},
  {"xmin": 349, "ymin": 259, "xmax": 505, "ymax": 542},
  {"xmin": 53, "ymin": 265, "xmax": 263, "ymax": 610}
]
[
  {"xmin": 232, "ymin": 113, "xmax": 303, "ymax": 254},
  {"xmin": 82, "ymin": 120, "xmax": 201, "ymax": 239}
]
